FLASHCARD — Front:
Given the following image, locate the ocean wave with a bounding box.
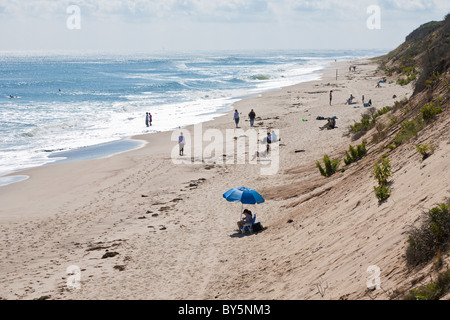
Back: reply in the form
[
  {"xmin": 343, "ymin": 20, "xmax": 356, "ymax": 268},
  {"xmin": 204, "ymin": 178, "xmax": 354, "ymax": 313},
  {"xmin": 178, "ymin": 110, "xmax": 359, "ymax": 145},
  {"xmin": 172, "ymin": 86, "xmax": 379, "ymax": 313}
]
[{"xmin": 249, "ymin": 74, "xmax": 271, "ymax": 81}]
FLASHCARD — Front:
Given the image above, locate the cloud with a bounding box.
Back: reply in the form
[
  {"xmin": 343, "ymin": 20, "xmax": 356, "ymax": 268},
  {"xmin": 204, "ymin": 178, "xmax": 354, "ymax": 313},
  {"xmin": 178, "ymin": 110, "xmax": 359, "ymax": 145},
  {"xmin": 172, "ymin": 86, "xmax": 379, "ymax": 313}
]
[
  {"xmin": 0, "ymin": 0, "xmax": 448, "ymax": 22},
  {"xmin": 0, "ymin": 0, "xmax": 271, "ymax": 22},
  {"xmin": 0, "ymin": 0, "xmax": 448, "ymax": 51},
  {"xmin": 390, "ymin": 0, "xmax": 434, "ymax": 11}
]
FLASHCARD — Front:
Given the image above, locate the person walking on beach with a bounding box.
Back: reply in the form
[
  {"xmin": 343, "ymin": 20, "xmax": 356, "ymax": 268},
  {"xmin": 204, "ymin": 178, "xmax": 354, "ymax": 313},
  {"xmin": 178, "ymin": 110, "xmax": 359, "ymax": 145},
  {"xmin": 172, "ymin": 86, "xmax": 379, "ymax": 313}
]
[
  {"xmin": 248, "ymin": 109, "xmax": 256, "ymax": 127},
  {"xmin": 266, "ymin": 131, "xmax": 272, "ymax": 153},
  {"xmin": 149, "ymin": 113, "xmax": 152, "ymax": 126},
  {"xmin": 178, "ymin": 132, "xmax": 185, "ymax": 156},
  {"xmin": 234, "ymin": 109, "xmax": 240, "ymax": 128},
  {"xmin": 145, "ymin": 112, "xmax": 150, "ymax": 127},
  {"xmin": 329, "ymin": 90, "xmax": 333, "ymax": 105}
]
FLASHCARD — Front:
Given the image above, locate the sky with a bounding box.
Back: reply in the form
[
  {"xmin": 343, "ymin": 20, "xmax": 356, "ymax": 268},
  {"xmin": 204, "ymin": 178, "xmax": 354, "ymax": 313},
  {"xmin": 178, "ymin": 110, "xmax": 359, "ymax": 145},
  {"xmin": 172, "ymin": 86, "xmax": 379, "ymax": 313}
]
[{"xmin": 0, "ymin": 0, "xmax": 449, "ymax": 53}]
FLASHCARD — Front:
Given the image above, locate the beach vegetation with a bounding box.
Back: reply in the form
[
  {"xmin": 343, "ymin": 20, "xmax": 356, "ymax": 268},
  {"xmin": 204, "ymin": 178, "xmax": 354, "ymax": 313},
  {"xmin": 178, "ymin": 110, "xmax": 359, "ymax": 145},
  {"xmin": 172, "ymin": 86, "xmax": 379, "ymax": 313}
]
[
  {"xmin": 385, "ymin": 68, "xmax": 394, "ymax": 76},
  {"xmin": 349, "ymin": 111, "xmax": 376, "ymax": 135},
  {"xmin": 443, "ymin": 76, "xmax": 450, "ymax": 91},
  {"xmin": 425, "ymin": 71, "xmax": 441, "ymax": 88},
  {"xmin": 371, "ymin": 123, "xmax": 388, "ymax": 144},
  {"xmin": 386, "ymin": 144, "xmax": 396, "ymax": 151},
  {"xmin": 396, "ymin": 74, "xmax": 417, "ymax": 86},
  {"xmin": 374, "ymin": 106, "xmax": 392, "ymax": 118},
  {"xmin": 316, "ymin": 154, "xmax": 340, "ymax": 177},
  {"xmin": 420, "ymin": 101, "xmax": 442, "ymax": 123},
  {"xmin": 372, "ymin": 156, "xmax": 391, "ymax": 186},
  {"xmin": 406, "ymin": 202, "xmax": 450, "ymax": 267},
  {"xmin": 372, "ymin": 155, "xmax": 391, "ymax": 202},
  {"xmin": 415, "ymin": 144, "xmax": 434, "ymax": 160},
  {"xmin": 389, "ymin": 115, "xmax": 398, "ymax": 126},
  {"xmin": 349, "ymin": 117, "xmax": 374, "ymax": 133},
  {"xmin": 396, "ymin": 64, "xmax": 420, "ymax": 86},
  {"xmin": 393, "ymin": 116, "xmax": 426, "ymax": 147},
  {"xmin": 374, "ymin": 184, "xmax": 391, "ymax": 203},
  {"xmin": 392, "ymin": 98, "xmax": 409, "ymax": 112},
  {"xmin": 350, "ymin": 106, "xmax": 393, "ymax": 139},
  {"xmin": 405, "ymin": 268, "xmax": 450, "ymax": 300},
  {"xmin": 343, "ymin": 141, "xmax": 367, "ymax": 165}
]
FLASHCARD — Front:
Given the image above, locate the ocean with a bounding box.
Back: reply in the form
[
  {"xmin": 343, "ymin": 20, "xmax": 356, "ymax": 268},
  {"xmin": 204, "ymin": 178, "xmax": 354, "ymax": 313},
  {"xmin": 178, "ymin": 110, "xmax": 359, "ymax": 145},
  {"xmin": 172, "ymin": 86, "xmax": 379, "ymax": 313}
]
[{"xmin": 0, "ymin": 49, "xmax": 387, "ymax": 183}]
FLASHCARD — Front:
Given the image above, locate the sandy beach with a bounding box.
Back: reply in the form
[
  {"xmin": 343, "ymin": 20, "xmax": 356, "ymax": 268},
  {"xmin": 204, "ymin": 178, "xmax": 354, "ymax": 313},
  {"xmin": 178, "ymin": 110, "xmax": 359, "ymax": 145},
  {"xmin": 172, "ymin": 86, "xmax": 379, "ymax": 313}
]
[{"xmin": 3, "ymin": 57, "xmax": 448, "ymax": 300}]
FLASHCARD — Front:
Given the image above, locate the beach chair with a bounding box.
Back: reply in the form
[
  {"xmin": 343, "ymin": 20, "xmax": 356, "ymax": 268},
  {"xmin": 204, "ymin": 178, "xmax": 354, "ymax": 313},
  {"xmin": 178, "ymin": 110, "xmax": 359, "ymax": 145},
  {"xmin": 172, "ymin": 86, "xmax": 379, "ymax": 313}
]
[{"xmin": 241, "ymin": 214, "xmax": 256, "ymax": 234}]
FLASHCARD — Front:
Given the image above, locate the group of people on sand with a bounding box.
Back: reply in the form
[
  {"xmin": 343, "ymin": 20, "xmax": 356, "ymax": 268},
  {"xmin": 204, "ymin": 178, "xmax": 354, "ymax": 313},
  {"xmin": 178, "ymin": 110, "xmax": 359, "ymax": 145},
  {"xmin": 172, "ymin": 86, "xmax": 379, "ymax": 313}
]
[
  {"xmin": 234, "ymin": 108, "xmax": 280, "ymax": 160},
  {"xmin": 176, "ymin": 107, "xmax": 276, "ymax": 158},
  {"xmin": 145, "ymin": 112, "xmax": 153, "ymax": 127},
  {"xmin": 234, "ymin": 108, "xmax": 256, "ymax": 128}
]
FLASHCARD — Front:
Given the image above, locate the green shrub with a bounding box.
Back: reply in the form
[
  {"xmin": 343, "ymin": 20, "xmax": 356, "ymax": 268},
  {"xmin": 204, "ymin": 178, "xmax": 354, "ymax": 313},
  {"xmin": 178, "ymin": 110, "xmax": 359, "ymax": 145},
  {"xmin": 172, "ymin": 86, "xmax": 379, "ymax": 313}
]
[
  {"xmin": 372, "ymin": 156, "xmax": 392, "ymax": 202},
  {"xmin": 420, "ymin": 102, "xmax": 442, "ymax": 123},
  {"xmin": 344, "ymin": 141, "xmax": 367, "ymax": 165},
  {"xmin": 392, "ymin": 98, "xmax": 409, "ymax": 111},
  {"xmin": 406, "ymin": 203, "xmax": 450, "ymax": 267},
  {"xmin": 415, "ymin": 144, "xmax": 434, "ymax": 160},
  {"xmin": 387, "ymin": 144, "xmax": 396, "ymax": 151},
  {"xmin": 374, "ymin": 185, "xmax": 391, "ymax": 202},
  {"xmin": 396, "ymin": 65, "xmax": 419, "ymax": 86},
  {"xmin": 405, "ymin": 269, "xmax": 450, "ymax": 300},
  {"xmin": 397, "ymin": 74, "xmax": 417, "ymax": 86},
  {"xmin": 350, "ymin": 106, "xmax": 393, "ymax": 137},
  {"xmin": 389, "ymin": 116, "xmax": 398, "ymax": 126},
  {"xmin": 350, "ymin": 117, "xmax": 374, "ymax": 133},
  {"xmin": 385, "ymin": 67, "xmax": 394, "ymax": 76},
  {"xmin": 372, "ymin": 156, "xmax": 391, "ymax": 186},
  {"xmin": 316, "ymin": 154, "xmax": 340, "ymax": 177},
  {"xmin": 425, "ymin": 71, "xmax": 441, "ymax": 88},
  {"xmin": 393, "ymin": 117, "xmax": 426, "ymax": 147},
  {"xmin": 374, "ymin": 106, "xmax": 392, "ymax": 118},
  {"xmin": 429, "ymin": 203, "xmax": 450, "ymax": 244}
]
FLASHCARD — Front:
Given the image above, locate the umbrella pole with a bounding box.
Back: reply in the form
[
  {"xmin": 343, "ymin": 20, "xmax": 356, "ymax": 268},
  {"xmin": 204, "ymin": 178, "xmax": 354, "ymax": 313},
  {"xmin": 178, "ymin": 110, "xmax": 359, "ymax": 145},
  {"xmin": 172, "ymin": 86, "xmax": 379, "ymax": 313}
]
[{"xmin": 239, "ymin": 203, "xmax": 243, "ymax": 225}]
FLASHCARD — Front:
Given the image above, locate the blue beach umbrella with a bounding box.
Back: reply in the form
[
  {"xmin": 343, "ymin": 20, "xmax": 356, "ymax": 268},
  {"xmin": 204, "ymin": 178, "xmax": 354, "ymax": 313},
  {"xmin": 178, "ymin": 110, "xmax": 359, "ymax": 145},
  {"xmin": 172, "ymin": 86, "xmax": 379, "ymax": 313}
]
[
  {"xmin": 223, "ymin": 187, "xmax": 265, "ymax": 219},
  {"xmin": 223, "ymin": 187, "xmax": 265, "ymax": 204}
]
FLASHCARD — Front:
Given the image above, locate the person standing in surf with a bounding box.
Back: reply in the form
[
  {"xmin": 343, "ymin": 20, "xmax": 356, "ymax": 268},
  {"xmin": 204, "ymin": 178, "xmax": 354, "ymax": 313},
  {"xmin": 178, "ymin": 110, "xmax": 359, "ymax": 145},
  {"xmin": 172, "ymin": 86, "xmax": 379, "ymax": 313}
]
[{"xmin": 145, "ymin": 112, "xmax": 150, "ymax": 127}]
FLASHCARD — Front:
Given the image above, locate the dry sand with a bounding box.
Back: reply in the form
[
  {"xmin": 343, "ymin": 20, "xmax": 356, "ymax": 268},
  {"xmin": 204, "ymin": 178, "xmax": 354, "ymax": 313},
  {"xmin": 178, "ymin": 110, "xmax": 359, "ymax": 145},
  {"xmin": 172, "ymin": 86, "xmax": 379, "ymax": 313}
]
[{"xmin": 1, "ymin": 58, "xmax": 447, "ymax": 300}]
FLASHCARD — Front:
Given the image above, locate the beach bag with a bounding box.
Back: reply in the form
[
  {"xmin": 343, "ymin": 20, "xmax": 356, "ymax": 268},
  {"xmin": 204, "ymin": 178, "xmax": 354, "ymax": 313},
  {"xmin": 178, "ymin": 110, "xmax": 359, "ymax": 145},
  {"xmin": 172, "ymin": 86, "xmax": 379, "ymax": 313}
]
[{"xmin": 253, "ymin": 222, "xmax": 263, "ymax": 232}]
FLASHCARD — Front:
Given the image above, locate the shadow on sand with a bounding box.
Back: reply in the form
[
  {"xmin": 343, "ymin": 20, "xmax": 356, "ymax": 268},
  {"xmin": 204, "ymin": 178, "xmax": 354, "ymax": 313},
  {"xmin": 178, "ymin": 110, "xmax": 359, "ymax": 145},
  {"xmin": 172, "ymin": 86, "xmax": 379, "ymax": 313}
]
[{"xmin": 229, "ymin": 227, "xmax": 267, "ymax": 238}]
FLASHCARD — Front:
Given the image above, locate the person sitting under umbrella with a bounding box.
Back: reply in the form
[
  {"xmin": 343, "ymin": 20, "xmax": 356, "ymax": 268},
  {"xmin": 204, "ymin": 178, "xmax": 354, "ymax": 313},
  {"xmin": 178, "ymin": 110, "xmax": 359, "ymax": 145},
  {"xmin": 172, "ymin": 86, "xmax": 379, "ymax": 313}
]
[{"xmin": 237, "ymin": 209, "xmax": 252, "ymax": 233}]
